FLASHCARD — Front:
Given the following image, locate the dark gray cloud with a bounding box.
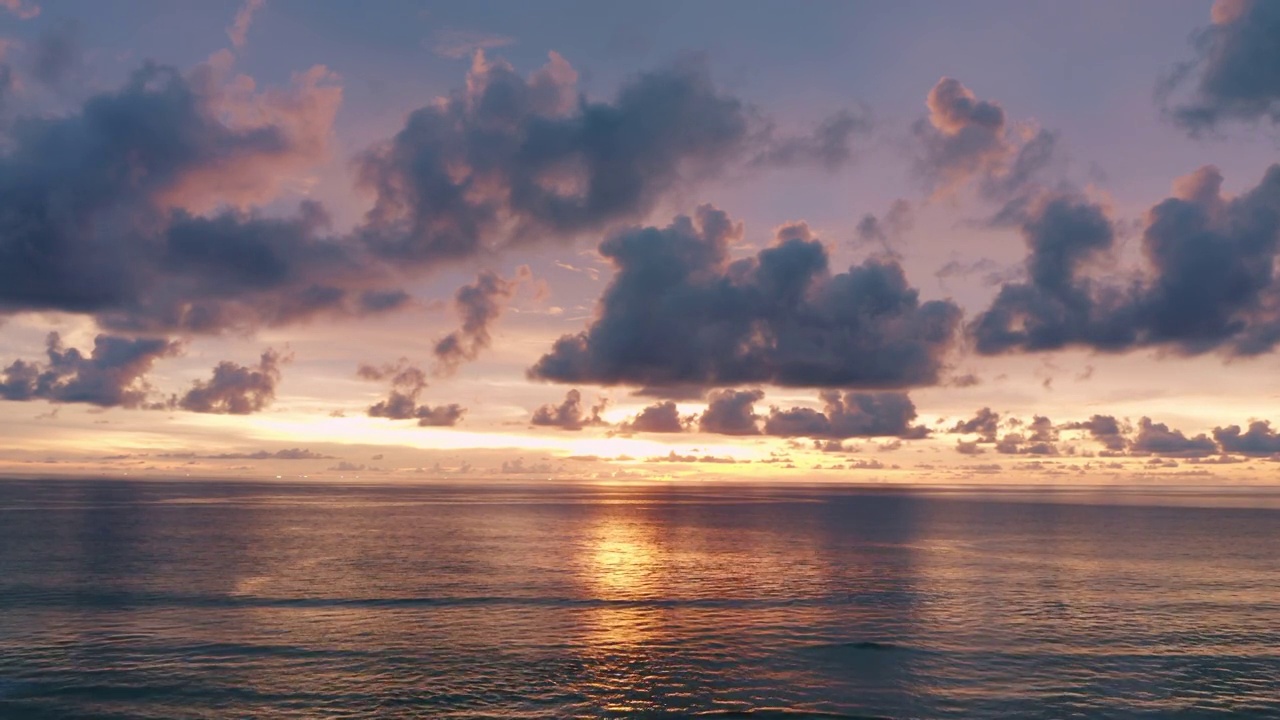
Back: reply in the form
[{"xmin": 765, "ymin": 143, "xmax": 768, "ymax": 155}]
[
  {"xmin": 619, "ymin": 400, "xmax": 689, "ymax": 433},
  {"xmin": 175, "ymin": 349, "xmax": 283, "ymax": 414},
  {"xmin": 0, "ymin": 332, "xmax": 179, "ymax": 407},
  {"xmin": 1064, "ymin": 414, "xmax": 1128, "ymax": 452},
  {"xmin": 993, "ymin": 435, "xmax": 1057, "ymax": 455},
  {"xmin": 1130, "ymin": 417, "xmax": 1217, "ymax": 458},
  {"xmin": 973, "ymin": 165, "xmax": 1280, "ymax": 357},
  {"xmin": 698, "ymin": 388, "xmax": 763, "ymax": 436},
  {"xmin": 0, "ymin": 49, "xmax": 854, "ymax": 337},
  {"xmin": 529, "ymin": 206, "xmax": 961, "ymax": 394},
  {"xmin": 763, "ymin": 391, "xmax": 928, "ymax": 439},
  {"xmin": 1213, "ymin": 420, "xmax": 1280, "ymax": 456},
  {"xmin": 530, "ymin": 389, "xmax": 606, "ymax": 430},
  {"xmin": 994, "ymin": 416, "xmax": 1059, "ymax": 456},
  {"xmin": 357, "ymin": 53, "xmax": 752, "ymax": 264},
  {"xmin": 433, "ymin": 267, "xmax": 527, "ymax": 374},
  {"xmin": 359, "ymin": 360, "xmax": 465, "ymax": 426},
  {"xmin": 0, "ymin": 60, "xmax": 402, "ymax": 334},
  {"xmin": 949, "ymin": 407, "xmax": 1000, "ymax": 439},
  {"xmin": 1162, "ymin": 0, "xmax": 1280, "ymax": 132}
]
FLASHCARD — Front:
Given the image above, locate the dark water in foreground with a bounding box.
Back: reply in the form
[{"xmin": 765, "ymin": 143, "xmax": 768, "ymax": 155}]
[{"xmin": 0, "ymin": 479, "xmax": 1278, "ymax": 719}]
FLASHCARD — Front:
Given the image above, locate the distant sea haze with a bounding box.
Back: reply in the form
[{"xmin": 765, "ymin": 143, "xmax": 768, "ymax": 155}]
[{"xmin": 1, "ymin": 478, "xmax": 1278, "ymax": 718}]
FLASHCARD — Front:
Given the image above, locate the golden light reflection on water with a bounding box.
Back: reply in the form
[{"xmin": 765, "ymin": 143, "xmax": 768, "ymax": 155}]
[
  {"xmin": 584, "ymin": 514, "xmax": 662, "ymax": 597},
  {"xmin": 581, "ymin": 509, "xmax": 670, "ymax": 655}
]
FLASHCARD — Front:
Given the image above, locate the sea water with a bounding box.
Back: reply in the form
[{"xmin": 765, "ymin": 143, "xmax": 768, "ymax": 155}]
[{"xmin": 1, "ymin": 479, "xmax": 1277, "ymax": 718}]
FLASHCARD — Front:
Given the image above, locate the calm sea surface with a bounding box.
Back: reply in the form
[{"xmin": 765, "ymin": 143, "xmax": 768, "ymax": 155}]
[{"xmin": 0, "ymin": 479, "xmax": 1277, "ymax": 719}]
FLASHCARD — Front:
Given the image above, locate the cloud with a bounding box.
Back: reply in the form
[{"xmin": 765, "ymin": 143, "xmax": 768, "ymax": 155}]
[
  {"xmin": 227, "ymin": 0, "xmax": 266, "ymax": 50},
  {"xmin": 763, "ymin": 391, "xmax": 928, "ymax": 439},
  {"xmin": 645, "ymin": 451, "xmax": 738, "ymax": 464},
  {"xmin": 328, "ymin": 461, "xmax": 367, "ymax": 472},
  {"xmin": 1213, "ymin": 420, "xmax": 1280, "ymax": 456},
  {"xmin": 360, "ymin": 360, "xmax": 465, "ymax": 426},
  {"xmin": 204, "ymin": 448, "xmax": 334, "ymax": 460},
  {"xmin": 973, "ymin": 166, "xmax": 1280, "ymax": 357},
  {"xmin": 0, "ymin": 49, "xmax": 838, "ymax": 337},
  {"xmin": 994, "ymin": 433, "xmax": 1058, "ymax": 456},
  {"xmin": 752, "ymin": 108, "xmax": 872, "ymax": 171},
  {"xmin": 174, "ymin": 349, "xmax": 284, "ymax": 414},
  {"xmin": 949, "ymin": 407, "xmax": 1000, "ymax": 439},
  {"xmin": 0, "ymin": 332, "xmax": 180, "ymax": 408},
  {"xmin": 1063, "ymin": 414, "xmax": 1128, "ymax": 451},
  {"xmin": 1162, "ymin": 0, "xmax": 1280, "ymax": 132},
  {"xmin": 956, "ymin": 440, "xmax": 985, "ymax": 455},
  {"xmin": 433, "ymin": 267, "xmax": 528, "ymax": 374},
  {"xmin": 0, "ymin": 59, "xmax": 384, "ymax": 334},
  {"xmin": 530, "ymin": 389, "xmax": 606, "ymax": 430},
  {"xmin": 618, "ymin": 400, "xmax": 689, "ymax": 433},
  {"xmin": 913, "ymin": 77, "xmax": 1056, "ymax": 200},
  {"xmin": 1130, "ymin": 417, "xmax": 1217, "ymax": 458},
  {"xmin": 430, "ymin": 29, "xmax": 516, "ymax": 59},
  {"xmin": 30, "ymin": 19, "xmax": 82, "ymax": 87},
  {"xmin": 500, "ymin": 458, "xmax": 556, "ymax": 474},
  {"xmin": 0, "ymin": 0, "xmax": 39, "ymax": 20},
  {"xmin": 697, "ymin": 388, "xmax": 764, "ymax": 435},
  {"xmin": 529, "ymin": 206, "xmax": 962, "ymax": 394},
  {"xmin": 855, "ymin": 199, "xmax": 913, "ymax": 255},
  {"xmin": 357, "ymin": 52, "xmax": 753, "ymax": 264}
]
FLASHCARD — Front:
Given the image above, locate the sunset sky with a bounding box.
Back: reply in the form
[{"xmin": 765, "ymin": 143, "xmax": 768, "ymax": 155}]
[{"xmin": 3, "ymin": 0, "xmax": 1280, "ymax": 483}]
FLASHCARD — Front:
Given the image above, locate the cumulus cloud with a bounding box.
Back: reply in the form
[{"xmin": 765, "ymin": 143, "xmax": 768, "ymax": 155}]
[
  {"xmin": 973, "ymin": 165, "xmax": 1280, "ymax": 357},
  {"xmin": 0, "ymin": 332, "xmax": 179, "ymax": 408},
  {"xmin": 433, "ymin": 267, "xmax": 529, "ymax": 374},
  {"xmin": 530, "ymin": 389, "xmax": 606, "ymax": 430},
  {"xmin": 697, "ymin": 388, "xmax": 764, "ymax": 435},
  {"xmin": 949, "ymin": 407, "xmax": 1000, "ymax": 439},
  {"xmin": 359, "ymin": 360, "xmax": 465, "ymax": 426},
  {"xmin": 618, "ymin": 400, "xmax": 689, "ymax": 433},
  {"xmin": 763, "ymin": 391, "xmax": 928, "ymax": 439},
  {"xmin": 0, "ymin": 58, "xmax": 393, "ymax": 334},
  {"xmin": 529, "ymin": 206, "xmax": 961, "ymax": 394},
  {"xmin": 175, "ymin": 349, "xmax": 284, "ymax": 414},
  {"xmin": 994, "ymin": 433, "xmax": 1058, "ymax": 456},
  {"xmin": 913, "ymin": 77, "xmax": 1056, "ymax": 200},
  {"xmin": 357, "ymin": 52, "xmax": 751, "ymax": 263},
  {"xmin": 1162, "ymin": 0, "xmax": 1280, "ymax": 132},
  {"xmin": 0, "ymin": 48, "xmax": 843, "ymax": 337},
  {"xmin": 1064, "ymin": 414, "xmax": 1128, "ymax": 452},
  {"xmin": 1130, "ymin": 417, "xmax": 1217, "ymax": 458},
  {"xmin": 1213, "ymin": 420, "xmax": 1280, "ymax": 456}
]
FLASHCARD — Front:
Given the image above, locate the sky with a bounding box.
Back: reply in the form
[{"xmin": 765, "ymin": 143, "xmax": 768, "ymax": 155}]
[{"xmin": 3, "ymin": 0, "xmax": 1280, "ymax": 484}]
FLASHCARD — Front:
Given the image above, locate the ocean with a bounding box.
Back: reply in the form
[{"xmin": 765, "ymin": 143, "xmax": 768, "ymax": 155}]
[{"xmin": 0, "ymin": 478, "xmax": 1277, "ymax": 719}]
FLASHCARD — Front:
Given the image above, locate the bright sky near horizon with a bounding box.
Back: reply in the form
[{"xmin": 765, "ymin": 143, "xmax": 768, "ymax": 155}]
[{"xmin": 3, "ymin": 0, "xmax": 1280, "ymax": 483}]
